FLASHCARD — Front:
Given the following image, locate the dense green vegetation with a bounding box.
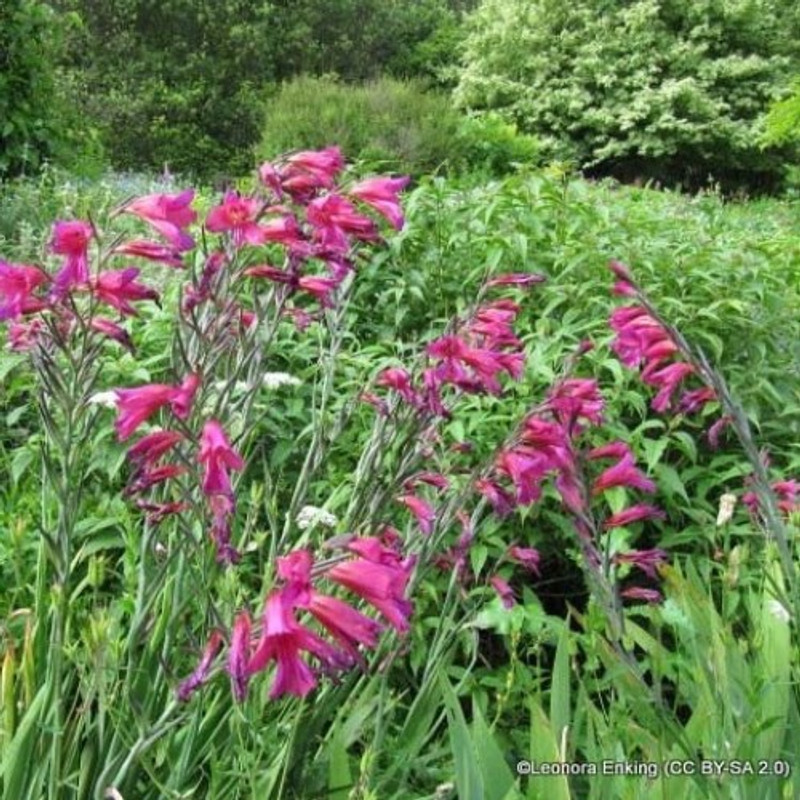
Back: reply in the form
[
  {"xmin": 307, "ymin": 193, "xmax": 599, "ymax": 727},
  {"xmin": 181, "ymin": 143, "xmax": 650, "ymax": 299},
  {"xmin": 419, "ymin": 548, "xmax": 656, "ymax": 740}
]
[{"xmin": 2, "ymin": 2, "xmax": 800, "ymax": 798}]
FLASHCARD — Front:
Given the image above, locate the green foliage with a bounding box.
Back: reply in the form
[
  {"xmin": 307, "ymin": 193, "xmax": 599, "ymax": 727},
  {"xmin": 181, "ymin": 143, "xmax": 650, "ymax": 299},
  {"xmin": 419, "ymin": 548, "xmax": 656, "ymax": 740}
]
[
  {"xmin": 268, "ymin": 0, "xmax": 468, "ymax": 85},
  {"xmin": 763, "ymin": 78, "xmax": 800, "ymax": 145},
  {"xmin": 259, "ymin": 77, "xmax": 540, "ymax": 177},
  {"xmin": 0, "ymin": 1, "xmax": 62, "ymax": 178},
  {"xmin": 54, "ymin": 0, "xmax": 277, "ymax": 182},
  {"xmin": 455, "ymin": 0, "xmax": 800, "ymax": 192},
  {"xmin": 258, "ymin": 76, "xmax": 465, "ymax": 176}
]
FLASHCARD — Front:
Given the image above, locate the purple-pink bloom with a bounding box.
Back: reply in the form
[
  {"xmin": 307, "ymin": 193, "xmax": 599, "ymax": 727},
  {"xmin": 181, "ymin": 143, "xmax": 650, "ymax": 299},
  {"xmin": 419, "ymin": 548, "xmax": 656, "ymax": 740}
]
[
  {"xmin": 90, "ymin": 317, "xmax": 134, "ymax": 352},
  {"xmin": 198, "ymin": 420, "xmax": 245, "ymax": 497},
  {"xmin": 349, "ymin": 176, "xmax": 410, "ymax": 230},
  {"xmin": 604, "ymin": 504, "xmax": 666, "ymax": 529},
  {"xmin": 227, "ymin": 612, "xmax": 252, "ymax": 701},
  {"xmin": 485, "ymin": 272, "xmax": 547, "ymax": 288},
  {"xmin": 613, "ymin": 548, "xmax": 668, "ymax": 579},
  {"xmin": 177, "ymin": 630, "xmax": 224, "ymax": 701},
  {"xmin": 490, "ymin": 576, "xmax": 516, "ymax": 608},
  {"xmin": 112, "ymin": 239, "xmax": 186, "ymax": 269},
  {"xmin": 592, "ymin": 454, "xmax": 657, "ymax": 495},
  {"xmin": 0, "ymin": 261, "xmax": 49, "ymax": 320},
  {"xmin": 205, "ymin": 192, "xmax": 267, "ymax": 247},
  {"xmin": 50, "ymin": 220, "xmax": 93, "ymax": 297},
  {"xmin": 508, "ymin": 545, "xmax": 541, "ymax": 574},
  {"xmin": 124, "ymin": 190, "xmax": 196, "ymax": 251},
  {"xmin": 396, "ymin": 494, "xmax": 436, "ymax": 535},
  {"xmin": 91, "ymin": 268, "xmax": 159, "ymax": 316},
  {"xmin": 620, "ymin": 586, "xmax": 662, "ymax": 604}
]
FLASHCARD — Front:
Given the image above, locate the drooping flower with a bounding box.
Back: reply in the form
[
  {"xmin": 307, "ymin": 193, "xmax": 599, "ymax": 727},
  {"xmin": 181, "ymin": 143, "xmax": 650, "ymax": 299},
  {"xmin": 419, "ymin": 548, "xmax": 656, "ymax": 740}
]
[
  {"xmin": 0, "ymin": 261, "xmax": 49, "ymax": 320},
  {"xmin": 592, "ymin": 453, "xmax": 656, "ymax": 495},
  {"xmin": 613, "ymin": 548, "xmax": 669, "ymax": 579},
  {"xmin": 306, "ymin": 592, "xmax": 382, "ymax": 662},
  {"xmin": 603, "ymin": 504, "xmax": 666, "ymax": 529},
  {"xmin": 396, "ymin": 494, "xmax": 436, "ymax": 536},
  {"xmin": 349, "ymin": 176, "xmax": 410, "ymax": 230},
  {"xmin": 307, "ymin": 194, "xmax": 378, "ymax": 253},
  {"xmin": 177, "ymin": 630, "xmax": 224, "ymax": 701},
  {"xmin": 490, "ymin": 576, "xmax": 516, "ymax": 608},
  {"xmin": 485, "ymin": 272, "xmax": 547, "ymax": 288},
  {"xmin": 547, "ymin": 378, "xmax": 605, "ymax": 428},
  {"xmin": 112, "ymin": 373, "xmax": 200, "ymax": 440},
  {"xmin": 205, "ymin": 192, "xmax": 267, "ymax": 247},
  {"xmin": 248, "ymin": 591, "xmax": 344, "ymax": 699},
  {"xmin": 126, "ymin": 429, "xmax": 183, "ymax": 469},
  {"xmin": 91, "ymin": 268, "xmax": 159, "ymax": 316},
  {"xmin": 112, "ymin": 239, "xmax": 185, "ymax": 269},
  {"xmin": 50, "ymin": 220, "xmax": 93, "ymax": 297},
  {"xmin": 508, "ymin": 545, "xmax": 541, "ymax": 574},
  {"xmin": 113, "ymin": 384, "xmax": 182, "ymax": 441},
  {"xmin": 124, "ymin": 190, "xmax": 196, "ymax": 251},
  {"xmin": 227, "ymin": 612, "xmax": 252, "ymax": 701},
  {"xmin": 327, "ymin": 548, "xmax": 413, "ymax": 633},
  {"xmin": 198, "ymin": 420, "xmax": 245, "ymax": 497},
  {"xmin": 620, "ymin": 586, "xmax": 662, "ymax": 604},
  {"xmin": 89, "ymin": 317, "xmax": 135, "ymax": 352}
]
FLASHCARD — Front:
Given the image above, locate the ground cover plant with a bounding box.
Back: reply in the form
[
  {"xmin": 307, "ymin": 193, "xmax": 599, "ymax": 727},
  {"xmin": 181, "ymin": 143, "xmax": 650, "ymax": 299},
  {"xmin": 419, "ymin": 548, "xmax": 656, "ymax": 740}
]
[{"xmin": 0, "ymin": 155, "xmax": 799, "ymax": 800}]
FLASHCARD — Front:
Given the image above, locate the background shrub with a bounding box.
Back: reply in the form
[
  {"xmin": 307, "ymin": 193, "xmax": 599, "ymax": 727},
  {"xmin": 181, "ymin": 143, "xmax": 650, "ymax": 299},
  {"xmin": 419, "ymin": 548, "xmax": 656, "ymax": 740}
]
[
  {"xmin": 455, "ymin": 0, "xmax": 800, "ymax": 192},
  {"xmin": 0, "ymin": 1, "xmax": 62, "ymax": 178},
  {"xmin": 258, "ymin": 76, "xmax": 465, "ymax": 175}
]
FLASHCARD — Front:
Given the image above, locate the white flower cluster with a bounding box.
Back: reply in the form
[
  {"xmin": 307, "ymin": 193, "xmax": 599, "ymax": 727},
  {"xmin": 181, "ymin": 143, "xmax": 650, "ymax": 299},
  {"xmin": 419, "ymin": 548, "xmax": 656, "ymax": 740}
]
[
  {"xmin": 296, "ymin": 505, "xmax": 338, "ymax": 530},
  {"xmin": 87, "ymin": 391, "xmax": 119, "ymax": 408},
  {"xmin": 262, "ymin": 372, "xmax": 301, "ymax": 390}
]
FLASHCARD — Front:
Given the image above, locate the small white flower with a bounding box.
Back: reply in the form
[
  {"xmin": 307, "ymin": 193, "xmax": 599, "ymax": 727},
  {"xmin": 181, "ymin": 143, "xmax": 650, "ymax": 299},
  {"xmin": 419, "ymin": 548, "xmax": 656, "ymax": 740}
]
[
  {"xmin": 296, "ymin": 505, "xmax": 338, "ymax": 530},
  {"xmin": 263, "ymin": 372, "xmax": 301, "ymax": 390},
  {"xmin": 768, "ymin": 598, "xmax": 791, "ymax": 623},
  {"xmin": 716, "ymin": 493, "xmax": 737, "ymax": 526},
  {"xmin": 87, "ymin": 390, "xmax": 119, "ymax": 408}
]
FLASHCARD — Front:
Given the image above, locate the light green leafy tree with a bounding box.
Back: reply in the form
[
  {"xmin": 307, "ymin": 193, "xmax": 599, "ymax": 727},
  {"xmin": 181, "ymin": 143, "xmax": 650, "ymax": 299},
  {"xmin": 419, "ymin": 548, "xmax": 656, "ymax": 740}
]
[{"xmin": 455, "ymin": 0, "xmax": 800, "ymax": 190}]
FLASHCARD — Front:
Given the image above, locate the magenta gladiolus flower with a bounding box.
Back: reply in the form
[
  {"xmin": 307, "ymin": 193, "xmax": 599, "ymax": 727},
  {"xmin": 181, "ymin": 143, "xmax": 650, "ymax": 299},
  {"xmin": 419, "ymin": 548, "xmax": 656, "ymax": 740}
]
[
  {"xmin": 124, "ymin": 463, "xmax": 187, "ymax": 496},
  {"xmin": 490, "ymin": 576, "xmax": 516, "ymax": 608},
  {"xmin": 114, "ymin": 384, "xmax": 182, "ymax": 441},
  {"xmin": 620, "ymin": 586, "xmax": 662, "ymax": 604},
  {"xmin": 349, "ymin": 176, "xmax": 410, "ymax": 230},
  {"xmin": 307, "ymin": 194, "xmax": 378, "ymax": 252},
  {"xmin": 475, "ymin": 477, "xmax": 516, "ymax": 517},
  {"xmin": 592, "ymin": 454, "xmax": 656, "ymax": 495},
  {"xmin": 127, "ymin": 429, "xmax": 183, "ymax": 468},
  {"xmin": 171, "ymin": 372, "xmax": 200, "ymax": 419},
  {"xmin": 205, "ymin": 192, "xmax": 267, "ymax": 247},
  {"xmin": 227, "ymin": 612, "xmax": 252, "ymax": 701},
  {"xmin": 248, "ymin": 592, "xmax": 343, "ymax": 699},
  {"xmin": 375, "ymin": 367, "xmax": 417, "ymax": 405},
  {"xmin": 112, "ymin": 374, "xmax": 199, "ymax": 440},
  {"xmin": 587, "ymin": 441, "xmax": 632, "ymax": 461},
  {"xmin": 198, "ymin": 420, "xmax": 245, "ymax": 497},
  {"xmin": 286, "ymin": 147, "xmax": 344, "ymax": 185},
  {"xmin": 89, "ymin": 317, "xmax": 134, "ymax": 352},
  {"xmin": 297, "ymin": 275, "xmax": 339, "ymax": 306},
  {"xmin": 604, "ymin": 504, "xmax": 666, "ymax": 529},
  {"xmin": 485, "ymin": 272, "xmax": 547, "ymax": 288},
  {"xmin": 307, "ymin": 592, "xmax": 382, "ymax": 661},
  {"xmin": 92, "ymin": 268, "xmax": 159, "ymax": 316},
  {"xmin": 50, "ymin": 220, "xmax": 93, "ymax": 297},
  {"xmin": 547, "ymin": 378, "xmax": 604, "ymax": 427},
  {"xmin": 125, "ymin": 190, "xmax": 196, "ymax": 251},
  {"xmin": 0, "ymin": 261, "xmax": 49, "ymax": 320},
  {"xmin": 112, "ymin": 239, "xmax": 185, "ymax": 269},
  {"xmin": 396, "ymin": 493, "xmax": 436, "ymax": 535},
  {"xmin": 508, "ymin": 545, "xmax": 541, "ymax": 574},
  {"xmin": 613, "ymin": 548, "xmax": 668, "ymax": 579},
  {"xmin": 328, "ymin": 556, "xmax": 412, "ymax": 633},
  {"xmin": 177, "ymin": 630, "xmax": 224, "ymax": 701}
]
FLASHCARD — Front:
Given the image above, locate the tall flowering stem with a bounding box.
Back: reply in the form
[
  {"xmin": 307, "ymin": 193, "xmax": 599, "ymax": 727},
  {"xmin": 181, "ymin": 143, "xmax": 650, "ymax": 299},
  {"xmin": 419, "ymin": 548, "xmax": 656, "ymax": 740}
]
[{"xmin": 609, "ymin": 260, "xmax": 797, "ymax": 604}]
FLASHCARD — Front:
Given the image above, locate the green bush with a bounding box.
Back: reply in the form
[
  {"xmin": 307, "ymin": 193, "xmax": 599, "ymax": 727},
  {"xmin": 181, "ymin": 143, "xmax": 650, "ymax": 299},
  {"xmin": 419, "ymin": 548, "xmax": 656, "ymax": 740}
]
[
  {"xmin": 258, "ymin": 76, "xmax": 540, "ymax": 177},
  {"xmin": 258, "ymin": 76, "xmax": 465, "ymax": 175},
  {"xmin": 0, "ymin": 1, "xmax": 62, "ymax": 178},
  {"xmin": 454, "ymin": 112, "xmax": 540, "ymax": 175},
  {"xmin": 455, "ymin": 0, "xmax": 800, "ymax": 192}
]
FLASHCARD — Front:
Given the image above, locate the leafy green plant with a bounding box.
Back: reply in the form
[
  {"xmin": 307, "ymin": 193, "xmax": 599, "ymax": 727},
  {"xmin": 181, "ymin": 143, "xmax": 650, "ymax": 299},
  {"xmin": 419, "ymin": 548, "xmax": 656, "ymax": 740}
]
[{"xmin": 455, "ymin": 0, "xmax": 800, "ymax": 192}]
